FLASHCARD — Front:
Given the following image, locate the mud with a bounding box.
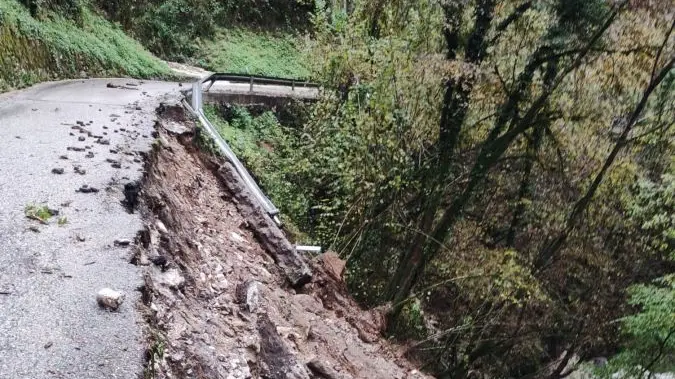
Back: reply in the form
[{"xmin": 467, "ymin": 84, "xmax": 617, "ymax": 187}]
[{"xmin": 134, "ymin": 106, "xmax": 430, "ymax": 379}]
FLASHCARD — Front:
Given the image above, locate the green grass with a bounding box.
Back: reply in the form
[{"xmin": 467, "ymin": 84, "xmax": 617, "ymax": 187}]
[
  {"xmin": 0, "ymin": 0, "xmax": 171, "ymax": 91},
  {"xmin": 195, "ymin": 28, "xmax": 310, "ymax": 79}
]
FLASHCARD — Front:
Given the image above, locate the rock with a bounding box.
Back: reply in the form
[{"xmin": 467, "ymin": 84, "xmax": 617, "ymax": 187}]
[
  {"xmin": 98, "ymin": 139, "xmax": 110, "ymax": 145},
  {"xmin": 306, "ymin": 359, "xmax": 352, "ymax": 379},
  {"xmin": 230, "ymin": 232, "xmax": 246, "ymax": 244},
  {"xmin": 222, "ymin": 353, "xmax": 252, "ymax": 379},
  {"xmin": 160, "ymin": 120, "xmax": 190, "ymax": 135},
  {"xmin": 257, "ymin": 314, "xmax": 311, "ymax": 379},
  {"xmin": 319, "ymin": 252, "xmax": 346, "ymax": 281},
  {"xmin": 149, "ymin": 255, "xmax": 168, "ymax": 269},
  {"xmin": 215, "ymin": 163, "xmax": 312, "ymax": 288},
  {"xmin": 85, "ymin": 152, "xmax": 94, "ymax": 158},
  {"xmin": 51, "ymin": 168, "xmax": 65, "ymax": 175},
  {"xmin": 155, "ymin": 220, "xmax": 168, "ymax": 234},
  {"xmin": 76, "ymin": 185, "xmax": 99, "ymax": 193},
  {"xmin": 123, "ymin": 181, "xmax": 141, "ymax": 212},
  {"xmin": 159, "ymin": 269, "xmax": 185, "ymax": 289},
  {"xmin": 78, "ymin": 136, "xmax": 86, "ymax": 141},
  {"xmin": 59, "ymin": 155, "xmax": 68, "ymax": 160},
  {"xmin": 114, "ymin": 239, "xmax": 131, "ymax": 246},
  {"xmin": 235, "ymin": 280, "xmax": 261, "ymax": 313},
  {"xmin": 169, "ymin": 351, "xmax": 184, "ymax": 363},
  {"xmin": 74, "ymin": 166, "xmax": 86, "ymax": 175},
  {"xmin": 96, "ymin": 288, "xmax": 125, "ymax": 310},
  {"xmin": 67, "ymin": 146, "xmax": 85, "ymax": 152}
]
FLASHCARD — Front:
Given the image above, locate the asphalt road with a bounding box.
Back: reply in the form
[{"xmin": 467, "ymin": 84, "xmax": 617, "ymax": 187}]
[{"xmin": 0, "ymin": 79, "xmax": 183, "ymax": 378}]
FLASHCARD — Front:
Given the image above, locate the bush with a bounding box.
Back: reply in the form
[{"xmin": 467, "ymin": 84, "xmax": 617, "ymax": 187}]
[
  {"xmin": 134, "ymin": 0, "xmax": 220, "ymax": 61},
  {"xmin": 93, "ymin": 0, "xmax": 314, "ymax": 62},
  {"xmin": 19, "ymin": 0, "xmax": 82, "ymax": 21}
]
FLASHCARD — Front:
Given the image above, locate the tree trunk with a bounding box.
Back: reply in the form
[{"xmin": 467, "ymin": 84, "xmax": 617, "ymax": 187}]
[
  {"xmin": 387, "ymin": 0, "xmax": 496, "ymax": 308},
  {"xmin": 506, "ymin": 60, "xmax": 558, "ymax": 246}
]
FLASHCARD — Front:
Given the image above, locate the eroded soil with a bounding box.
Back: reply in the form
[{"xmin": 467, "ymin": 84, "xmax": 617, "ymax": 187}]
[{"xmin": 134, "ymin": 106, "xmax": 429, "ymax": 379}]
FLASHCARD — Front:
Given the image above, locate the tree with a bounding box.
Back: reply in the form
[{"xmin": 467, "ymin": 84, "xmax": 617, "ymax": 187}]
[{"xmin": 304, "ymin": 0, "xmax": 675, "ymax": 376}]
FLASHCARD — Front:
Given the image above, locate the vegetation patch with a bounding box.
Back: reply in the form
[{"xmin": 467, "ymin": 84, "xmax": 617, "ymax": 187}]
[
  {"xmin": 96, "ymin": 0, "xmax": 313, "ymax": 64},
  {"xmin": 0, "ymin": 0, "xmax": 170, "ymax": 91},
  {"xmin": 203, "ymin": 104, "xmax": 311, "ymax": 240},
  {"xmin": 195, "ymin": 29, "xmax": 310, "ymax": 79},
  {"xmin": 24, "ymin": 204, "xmax": 58, "ymax": 223}
]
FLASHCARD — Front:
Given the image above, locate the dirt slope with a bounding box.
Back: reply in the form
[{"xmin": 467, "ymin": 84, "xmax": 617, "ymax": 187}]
[{"xmin": 134, "ymin": 106, "xmax": 430, "ymax": 379}]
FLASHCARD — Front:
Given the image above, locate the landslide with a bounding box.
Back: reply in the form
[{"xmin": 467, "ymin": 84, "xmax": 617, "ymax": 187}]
[{"xmin": 134, "ymin": 105, "xmax": 430, "ymax": 379}]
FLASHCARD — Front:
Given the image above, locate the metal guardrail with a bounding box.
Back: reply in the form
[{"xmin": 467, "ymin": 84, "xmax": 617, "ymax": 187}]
[
  {"xmin": 186, "ymin": 78, "xmax": 284, "ymax": 223},
  {"xmin": 201, "ymin": 73, "xmax": 320, "ymax": 93},
  {"xmin": 185, "ymin": 73, "xmax": 323, "ymax": 250}
]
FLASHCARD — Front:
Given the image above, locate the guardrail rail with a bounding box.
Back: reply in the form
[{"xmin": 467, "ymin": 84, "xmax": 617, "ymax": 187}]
[
  {"xmin": 184, "ymin": 73, "xmax": 320, "ymax": 225},
  {"xmin": 202, "ymin": 73, "xmax": 320, "ymax": 93}
]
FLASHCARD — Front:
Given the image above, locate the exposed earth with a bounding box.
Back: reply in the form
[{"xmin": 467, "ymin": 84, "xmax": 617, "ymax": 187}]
[
  {"xmin": 0, "ymin": 79, "xmax": 429, "ymax": 378},
  {"xmin": 136, "ymin": 106, "xmax": 429, "ymax": 379}
]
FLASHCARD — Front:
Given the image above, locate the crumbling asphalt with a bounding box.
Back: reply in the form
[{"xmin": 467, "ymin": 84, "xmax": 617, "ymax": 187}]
[{"xmin": 0, "ymin": 79, "xmax": 183, "ymax": 378}]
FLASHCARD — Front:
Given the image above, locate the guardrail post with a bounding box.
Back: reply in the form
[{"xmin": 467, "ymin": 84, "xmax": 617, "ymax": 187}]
[
  {"xmin": 191, "ymin": 82, "xmax": 201, "ymax": 111},
  {"xmin": 292, "ymin": 80, "xmax": 295, "ymax": 91},
  {"xmin": 249, "ymin": 76, "xmax": 254, "ymax": 92}
]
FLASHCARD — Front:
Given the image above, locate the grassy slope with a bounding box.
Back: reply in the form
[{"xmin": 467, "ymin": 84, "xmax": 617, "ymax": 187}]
[
  {"xmin": 0, "ymin": 0, "xmax": 170, "ymax": 91},
  {"xmin": 194, "ymin": 28, "xmax": 310, "ymax": 79}
]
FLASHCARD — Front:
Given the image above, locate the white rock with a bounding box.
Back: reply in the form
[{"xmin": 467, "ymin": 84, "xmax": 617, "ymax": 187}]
[
  {"xmin": 155, "ymin": 220, "xmax": 168, "ymax": 234},
  {"xmin": 97, "ymin": 288, "xmax": 125, "ymax": 310},
  {"xmin": 236, "ymin": 280, "xmax": 261, "ymax": 313},
  {"xmin": 160, "ymin": 269, "xmax": 185, "ymax": 289},
  {"xmin": 230, "ymin": 232, "xmax": 245, "ymax": 244}
]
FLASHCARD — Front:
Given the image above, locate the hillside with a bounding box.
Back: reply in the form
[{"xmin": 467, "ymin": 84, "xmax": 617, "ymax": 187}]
[
  {"xmin": 0, "ymin": 0, "xmax": 170, "ymax": 91},
  {"xmin": 0, "ymin": 0, "xmax": 673, "ymax": 378}
]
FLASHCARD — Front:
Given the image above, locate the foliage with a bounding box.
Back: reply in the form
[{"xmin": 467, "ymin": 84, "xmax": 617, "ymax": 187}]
[
  {"xmin": 203, "ymin": 104, "xmax": 312, "ymax": 239},
  {"xmin": 601, "ymin": 174, "xmax": 675, "ymax": 376},
  {"xmin": 0, "ymin": 0, "xmax": 169, "ymax": 91},
  {"xmin": 629, "ymin": 174, "xmax": 675, "ymax": 255},
  {"xmin": 95, "ymin": 0, "xmax": 314, "ymax": 65},
  {"xmin": 24, "ymin": 204, "xmax": 56, "ymax": 223},
  {"xmin": 18, "ymin": 0, "xmax": 82, "ymax": 21},
  {"xmin": 195, "ymin": 28, "xmax": 310, "ymax": 78},
  {"xmin": 602, "ymin": 279, "xmax": 675, "ymax": 375},
  {"xmin": 132, "ymin": 0, "xmax": 220, "ymax": 61},
  {"xmin": 293, "ymin": 0, "xmax": 675, "ymax": 377}
]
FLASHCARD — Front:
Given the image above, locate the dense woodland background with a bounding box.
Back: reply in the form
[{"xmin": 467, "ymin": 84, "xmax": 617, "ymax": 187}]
[{"xmin": 1, "ymin": 0, "xmax": 673, "ymax": 378}]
